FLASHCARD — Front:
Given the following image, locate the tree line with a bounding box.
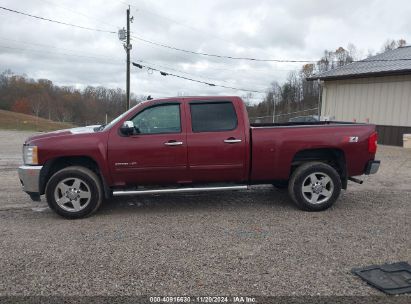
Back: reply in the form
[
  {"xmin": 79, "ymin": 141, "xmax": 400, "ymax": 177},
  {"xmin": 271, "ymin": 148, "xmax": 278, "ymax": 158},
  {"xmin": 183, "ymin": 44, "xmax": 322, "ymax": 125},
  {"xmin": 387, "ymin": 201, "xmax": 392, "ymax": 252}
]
[
  {"xmin": 0, "ymin": 38, "xmax": 406, "ymax": 126},
  {"xmin": 0, "ymin": 70, "xmax": 144, "ymax": 125}
]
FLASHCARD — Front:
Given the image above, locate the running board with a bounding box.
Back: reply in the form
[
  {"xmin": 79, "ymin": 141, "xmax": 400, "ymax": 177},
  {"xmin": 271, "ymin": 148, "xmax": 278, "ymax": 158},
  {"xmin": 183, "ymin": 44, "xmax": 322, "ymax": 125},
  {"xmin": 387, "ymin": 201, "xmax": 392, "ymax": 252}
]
[{"xmin": 112, "ymin": 185, "xmax": 249, "ymax": 196}]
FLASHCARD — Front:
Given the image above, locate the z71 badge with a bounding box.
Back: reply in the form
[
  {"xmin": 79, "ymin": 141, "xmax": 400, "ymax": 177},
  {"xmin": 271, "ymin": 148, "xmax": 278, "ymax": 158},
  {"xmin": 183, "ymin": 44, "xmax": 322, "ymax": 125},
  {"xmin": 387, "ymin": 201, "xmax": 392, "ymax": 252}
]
[{"xmin": 344, "ymin": 136, "xmax": 359, "ymax": 143}]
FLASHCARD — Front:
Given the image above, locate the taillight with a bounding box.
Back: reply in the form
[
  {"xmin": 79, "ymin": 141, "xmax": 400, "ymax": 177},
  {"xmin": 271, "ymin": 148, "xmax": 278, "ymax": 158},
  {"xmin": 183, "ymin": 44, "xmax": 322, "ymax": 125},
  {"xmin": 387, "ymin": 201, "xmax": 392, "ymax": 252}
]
[{"xmin": 368, "ymin": 132, "xmax": 378, "ymax": 153}]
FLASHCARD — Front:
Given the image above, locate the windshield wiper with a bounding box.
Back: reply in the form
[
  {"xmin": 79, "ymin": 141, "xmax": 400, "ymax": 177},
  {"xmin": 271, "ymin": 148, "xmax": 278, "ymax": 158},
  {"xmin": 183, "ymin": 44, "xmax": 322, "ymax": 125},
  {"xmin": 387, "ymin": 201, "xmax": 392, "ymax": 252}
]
[{"xmin": 94, "ymin": 124, "xmax": 106, "ymax": 132}]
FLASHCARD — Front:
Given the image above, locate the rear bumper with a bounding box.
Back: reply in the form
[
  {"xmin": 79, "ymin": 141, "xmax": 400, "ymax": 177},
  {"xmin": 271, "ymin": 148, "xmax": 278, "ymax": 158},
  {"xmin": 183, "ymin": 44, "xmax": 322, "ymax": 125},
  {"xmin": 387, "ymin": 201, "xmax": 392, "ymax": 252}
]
[
  {"xmin": 18, "ymin": 165, "xmax": 42, "ymax": 195},
  {"xmin": 365, "ymin": 160, "xmax": 380, "ymax": 175}
]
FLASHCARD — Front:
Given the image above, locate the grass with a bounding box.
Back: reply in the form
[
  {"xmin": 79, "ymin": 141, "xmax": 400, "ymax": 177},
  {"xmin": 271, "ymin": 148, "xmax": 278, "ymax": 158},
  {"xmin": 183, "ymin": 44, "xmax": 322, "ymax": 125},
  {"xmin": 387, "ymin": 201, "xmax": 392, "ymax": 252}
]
[{"xmin": 0, "ymin": 109, "xmax": 75, "ymax": 132}]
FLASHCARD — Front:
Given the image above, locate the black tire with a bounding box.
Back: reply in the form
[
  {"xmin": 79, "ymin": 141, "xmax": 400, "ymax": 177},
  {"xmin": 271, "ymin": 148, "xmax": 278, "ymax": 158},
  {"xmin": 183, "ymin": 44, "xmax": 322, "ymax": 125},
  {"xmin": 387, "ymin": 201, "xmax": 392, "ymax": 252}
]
[
  {"xmin": 45, "ymin": 166, "xmax": 103, "ymax": 219},
  {"xmin": 288, "ymin": 162, "xmax": 341, "ymax": 211}
]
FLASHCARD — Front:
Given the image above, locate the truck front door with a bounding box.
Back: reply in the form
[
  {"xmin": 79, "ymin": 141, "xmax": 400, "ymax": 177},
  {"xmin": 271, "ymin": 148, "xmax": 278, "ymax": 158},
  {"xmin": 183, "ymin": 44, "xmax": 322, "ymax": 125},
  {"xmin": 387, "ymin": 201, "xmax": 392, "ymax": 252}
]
[{"xmin": 108, "ymin": 102, "xmax": 188, "ymax": 186}]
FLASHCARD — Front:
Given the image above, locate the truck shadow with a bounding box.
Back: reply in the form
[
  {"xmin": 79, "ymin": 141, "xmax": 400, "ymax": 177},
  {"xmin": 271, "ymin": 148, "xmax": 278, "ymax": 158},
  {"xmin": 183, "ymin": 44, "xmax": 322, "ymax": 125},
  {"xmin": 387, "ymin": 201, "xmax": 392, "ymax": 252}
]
[{"xmin": 98, "ymin": 186, "xmax": 295, "ymax": 215}]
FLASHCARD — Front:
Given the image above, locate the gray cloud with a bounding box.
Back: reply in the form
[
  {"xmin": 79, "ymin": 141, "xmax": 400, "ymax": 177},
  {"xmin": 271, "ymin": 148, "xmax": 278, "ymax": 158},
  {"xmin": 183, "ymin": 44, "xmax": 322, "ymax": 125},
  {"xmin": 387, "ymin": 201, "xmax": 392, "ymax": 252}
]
[{"xmin": 0, "ymin": 0, "xmax": 410, "ymax": 101}]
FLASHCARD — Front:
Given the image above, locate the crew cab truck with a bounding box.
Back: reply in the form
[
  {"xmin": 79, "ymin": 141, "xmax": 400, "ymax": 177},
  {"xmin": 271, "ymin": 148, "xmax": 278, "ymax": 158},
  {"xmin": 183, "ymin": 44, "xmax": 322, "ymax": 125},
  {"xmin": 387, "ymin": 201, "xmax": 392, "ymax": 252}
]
[{"xmin": 18, "ymin": 96, "xmax": 380, "ymax": 219}]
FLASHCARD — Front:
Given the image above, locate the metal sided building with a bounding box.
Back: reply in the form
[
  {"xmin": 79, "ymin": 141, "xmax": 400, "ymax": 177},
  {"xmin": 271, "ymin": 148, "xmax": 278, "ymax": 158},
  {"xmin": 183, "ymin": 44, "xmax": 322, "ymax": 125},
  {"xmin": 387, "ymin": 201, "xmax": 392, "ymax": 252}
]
[{"xmin": 309, "ymin": 46, "xmax": 411, "ymax": 146}]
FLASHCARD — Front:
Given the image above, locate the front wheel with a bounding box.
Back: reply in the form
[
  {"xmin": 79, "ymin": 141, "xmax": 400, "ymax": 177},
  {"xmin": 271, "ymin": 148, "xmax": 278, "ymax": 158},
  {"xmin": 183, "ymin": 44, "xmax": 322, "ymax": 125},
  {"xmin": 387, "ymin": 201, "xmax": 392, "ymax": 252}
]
[
  {"xmin": 45, "ymin": 166, "xmax": 103, "ymax": 219},
  {"xmin": 288, "ymin": 162, "xmax": 342, "ymax": 211}
]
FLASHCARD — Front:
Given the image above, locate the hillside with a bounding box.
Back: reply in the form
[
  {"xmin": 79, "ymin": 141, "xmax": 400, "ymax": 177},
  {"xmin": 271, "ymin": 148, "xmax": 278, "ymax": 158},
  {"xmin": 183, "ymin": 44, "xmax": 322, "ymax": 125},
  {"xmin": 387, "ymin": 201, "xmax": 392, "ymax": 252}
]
[{"xmin": 0, "ymin": 110, "xmax": 75, "ymax": 132}]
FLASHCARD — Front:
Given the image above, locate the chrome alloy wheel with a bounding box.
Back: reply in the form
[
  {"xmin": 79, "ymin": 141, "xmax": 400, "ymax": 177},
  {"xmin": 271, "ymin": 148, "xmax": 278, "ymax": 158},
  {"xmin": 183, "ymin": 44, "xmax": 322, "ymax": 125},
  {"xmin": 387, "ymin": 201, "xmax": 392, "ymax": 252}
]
[
  {"xmin": 54, "ymin": 177, "xmax": 91, "ymax": 212},
  {"xmin": 301, "ymin": 172, "xmax": 334, "ymax": 204}
]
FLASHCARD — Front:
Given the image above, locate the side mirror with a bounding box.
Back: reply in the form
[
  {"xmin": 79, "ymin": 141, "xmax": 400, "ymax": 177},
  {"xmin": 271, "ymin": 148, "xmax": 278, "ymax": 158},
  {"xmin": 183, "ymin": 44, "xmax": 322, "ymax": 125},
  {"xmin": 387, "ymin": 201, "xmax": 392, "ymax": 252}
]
[{"xmin": 120, "ymin": 121, "xmax": 134, "ymax": 136}]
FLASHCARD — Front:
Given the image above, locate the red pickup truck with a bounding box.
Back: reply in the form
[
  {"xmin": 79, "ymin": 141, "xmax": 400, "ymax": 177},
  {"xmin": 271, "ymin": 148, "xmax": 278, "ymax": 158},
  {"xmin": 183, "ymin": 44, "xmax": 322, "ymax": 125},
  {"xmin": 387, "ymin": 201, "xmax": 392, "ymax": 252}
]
[{"xmin": 18, "ymin": 96, "xmax": 380, "ymax": 218}]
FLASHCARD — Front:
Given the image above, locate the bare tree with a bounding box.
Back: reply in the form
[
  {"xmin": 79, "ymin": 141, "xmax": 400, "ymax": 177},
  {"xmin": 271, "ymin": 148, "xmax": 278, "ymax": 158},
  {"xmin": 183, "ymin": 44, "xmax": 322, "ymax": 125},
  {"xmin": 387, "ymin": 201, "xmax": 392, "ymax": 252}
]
[
  {"xmin": 30, "ymin": 93, "xmax": 47, "ymax": 118},
  {"xmin": 382, "ymin": 39, "xmax": 407, "ymax": 52}
]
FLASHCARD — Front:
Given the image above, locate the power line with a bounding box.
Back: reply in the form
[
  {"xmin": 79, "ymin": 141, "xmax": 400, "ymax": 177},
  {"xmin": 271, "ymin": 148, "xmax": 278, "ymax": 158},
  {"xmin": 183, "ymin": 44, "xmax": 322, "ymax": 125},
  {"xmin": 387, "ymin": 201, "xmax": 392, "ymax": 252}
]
[
  {"xmin": 133, "ymin": 59, "xmax": 233, "ymax": 84},
  {"xmin": 132, "ymin": 62, "xmax": 266, "ymax": 94},
  {"xmin": 135, "ymin": 57, "xmax": 296, "ymax": 73},
  {"xmin": 132, "ymin": 34, "xmax": 411, "ymax": 63},
  {"xmin": 131, "ymin": 35, "xmax": 316, "ymax": 63},
  {"xmin": 0, "ymin": 6, "xmax": 116, "ymax": 34}
]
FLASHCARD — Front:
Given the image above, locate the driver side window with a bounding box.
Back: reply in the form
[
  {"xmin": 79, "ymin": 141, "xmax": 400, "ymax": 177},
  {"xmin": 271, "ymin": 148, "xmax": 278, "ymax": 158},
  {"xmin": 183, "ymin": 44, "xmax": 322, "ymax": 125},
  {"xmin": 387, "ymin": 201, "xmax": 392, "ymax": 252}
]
[{"xmin": 131, "ymin": 104, "xmax": 181, "ymax": 134}]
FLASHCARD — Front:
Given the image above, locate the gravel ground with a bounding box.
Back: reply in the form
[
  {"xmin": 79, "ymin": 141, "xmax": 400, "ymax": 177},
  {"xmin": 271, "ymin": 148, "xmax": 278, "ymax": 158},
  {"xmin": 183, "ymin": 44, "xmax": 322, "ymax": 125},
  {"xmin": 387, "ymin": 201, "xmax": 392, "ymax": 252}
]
[{"xmin": 0, "ymin": 130, "xmax": 410, "ymax": 297}]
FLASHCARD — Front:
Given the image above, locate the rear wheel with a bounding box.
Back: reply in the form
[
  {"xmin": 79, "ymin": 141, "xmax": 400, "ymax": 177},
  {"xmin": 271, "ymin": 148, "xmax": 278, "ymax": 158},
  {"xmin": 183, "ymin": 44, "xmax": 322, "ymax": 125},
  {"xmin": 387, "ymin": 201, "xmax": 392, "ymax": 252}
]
[
  {"xmin": 46, "ymin": 166, "xmax": 103, "ymax": 219},
  {"xmin": 288, "ymin": 162, "xmax": 341, "ymax": 211}
]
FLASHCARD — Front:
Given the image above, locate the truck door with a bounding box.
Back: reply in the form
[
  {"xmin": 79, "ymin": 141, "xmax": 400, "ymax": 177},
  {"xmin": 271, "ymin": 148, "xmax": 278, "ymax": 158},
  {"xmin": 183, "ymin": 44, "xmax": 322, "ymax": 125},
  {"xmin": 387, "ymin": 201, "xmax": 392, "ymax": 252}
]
[
  {"xmin": 108, "ymin": 102, "xmax": 188, "ymax": 185},
  {"xmin": 186, "ymin": 100, "xmax": 247, "ymax": 183}
]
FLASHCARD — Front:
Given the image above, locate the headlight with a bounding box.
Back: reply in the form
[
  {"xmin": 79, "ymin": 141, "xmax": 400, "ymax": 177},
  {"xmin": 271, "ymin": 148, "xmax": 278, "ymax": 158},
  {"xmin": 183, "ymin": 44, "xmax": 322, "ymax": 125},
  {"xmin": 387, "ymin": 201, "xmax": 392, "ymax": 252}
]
[{"xmin": 23, "ymin": 145, "xmax": 38, "ymax": 165}]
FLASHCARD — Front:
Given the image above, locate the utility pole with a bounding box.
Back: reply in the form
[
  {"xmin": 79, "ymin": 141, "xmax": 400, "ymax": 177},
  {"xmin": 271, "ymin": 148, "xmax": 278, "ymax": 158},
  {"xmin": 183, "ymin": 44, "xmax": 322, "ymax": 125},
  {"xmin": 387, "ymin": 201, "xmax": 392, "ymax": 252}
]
[
  {"xmin": 118, "ymin": 6, "xmax": 133, "ymax": 110},
  {"xmin": 126, "ymin": 6, "xmax": 131, "ymax": 110}
]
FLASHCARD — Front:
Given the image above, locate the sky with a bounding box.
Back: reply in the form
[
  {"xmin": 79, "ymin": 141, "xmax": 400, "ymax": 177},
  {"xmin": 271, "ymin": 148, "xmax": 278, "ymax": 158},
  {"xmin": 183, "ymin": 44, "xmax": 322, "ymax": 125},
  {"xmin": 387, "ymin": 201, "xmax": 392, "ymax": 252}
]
[{"xmin": 0, "ymin": 0, "xmax": 410, "ymax": 102}]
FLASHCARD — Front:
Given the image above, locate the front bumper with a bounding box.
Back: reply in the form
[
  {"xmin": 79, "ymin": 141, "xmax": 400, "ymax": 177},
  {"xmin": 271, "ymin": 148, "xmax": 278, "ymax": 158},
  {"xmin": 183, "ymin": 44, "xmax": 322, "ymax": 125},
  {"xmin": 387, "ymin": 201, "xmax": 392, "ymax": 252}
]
[
  {"xmin": 18, "ymin": 165, "xmax": 43, "ymax": 194},
  {"xmin": 365, "ymin": 160, "xmax": 380, "ymax": 175}
]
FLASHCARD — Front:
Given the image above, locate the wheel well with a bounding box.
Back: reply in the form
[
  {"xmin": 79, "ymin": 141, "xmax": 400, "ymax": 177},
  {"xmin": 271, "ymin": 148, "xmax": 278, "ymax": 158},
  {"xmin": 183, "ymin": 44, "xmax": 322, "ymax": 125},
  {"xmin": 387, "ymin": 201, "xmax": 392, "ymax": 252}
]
[
  {"xmin": 40, "ymin": 156, "xmax": 106, "ymax": 196},
  {"xmin": 291, "ymin": 148, "xmax": 347, "ymax": 189}
]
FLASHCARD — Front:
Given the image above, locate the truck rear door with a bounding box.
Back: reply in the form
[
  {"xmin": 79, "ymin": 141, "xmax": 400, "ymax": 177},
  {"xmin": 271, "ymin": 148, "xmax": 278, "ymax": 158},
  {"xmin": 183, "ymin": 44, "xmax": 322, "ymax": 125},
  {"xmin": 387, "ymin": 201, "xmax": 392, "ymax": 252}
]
[{"xmin": 185, "ymin": 100, "xmax": 247, "ymax": 183}]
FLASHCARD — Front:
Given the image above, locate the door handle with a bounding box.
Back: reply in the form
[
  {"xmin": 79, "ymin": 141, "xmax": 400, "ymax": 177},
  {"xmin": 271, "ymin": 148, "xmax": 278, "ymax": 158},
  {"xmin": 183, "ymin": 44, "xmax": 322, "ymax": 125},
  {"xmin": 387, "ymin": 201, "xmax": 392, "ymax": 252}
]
[
  {"xmin": 224, "ymin": 138, "xmax": 242, "ymax": 143},
  {"xmin": 164, "ymin": 141, "xmax": 183, "ymax": 146}
]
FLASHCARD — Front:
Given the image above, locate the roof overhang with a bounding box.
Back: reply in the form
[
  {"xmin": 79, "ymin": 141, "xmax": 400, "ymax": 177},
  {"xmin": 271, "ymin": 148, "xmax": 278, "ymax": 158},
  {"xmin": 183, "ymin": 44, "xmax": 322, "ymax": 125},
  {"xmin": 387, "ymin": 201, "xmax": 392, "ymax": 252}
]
[{"xmin": 307, "ymin": 69, "xmax": 411, "ymax": 81}]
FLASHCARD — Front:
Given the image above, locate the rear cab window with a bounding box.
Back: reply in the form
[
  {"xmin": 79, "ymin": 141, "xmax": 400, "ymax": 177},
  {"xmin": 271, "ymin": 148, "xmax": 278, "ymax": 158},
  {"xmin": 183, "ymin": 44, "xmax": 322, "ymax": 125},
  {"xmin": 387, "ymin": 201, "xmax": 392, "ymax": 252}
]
[{"xmin": 189, "ymin": 101, "xmax": 238, "ymax": 132}]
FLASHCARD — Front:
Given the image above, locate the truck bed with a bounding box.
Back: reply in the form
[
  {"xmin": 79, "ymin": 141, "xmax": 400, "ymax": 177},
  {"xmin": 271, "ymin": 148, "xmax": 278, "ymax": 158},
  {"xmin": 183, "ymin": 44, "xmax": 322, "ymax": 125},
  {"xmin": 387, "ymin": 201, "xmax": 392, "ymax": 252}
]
[{"xmin": 249, "ymin": 122, "xmax": 376, "ymax": 182}]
